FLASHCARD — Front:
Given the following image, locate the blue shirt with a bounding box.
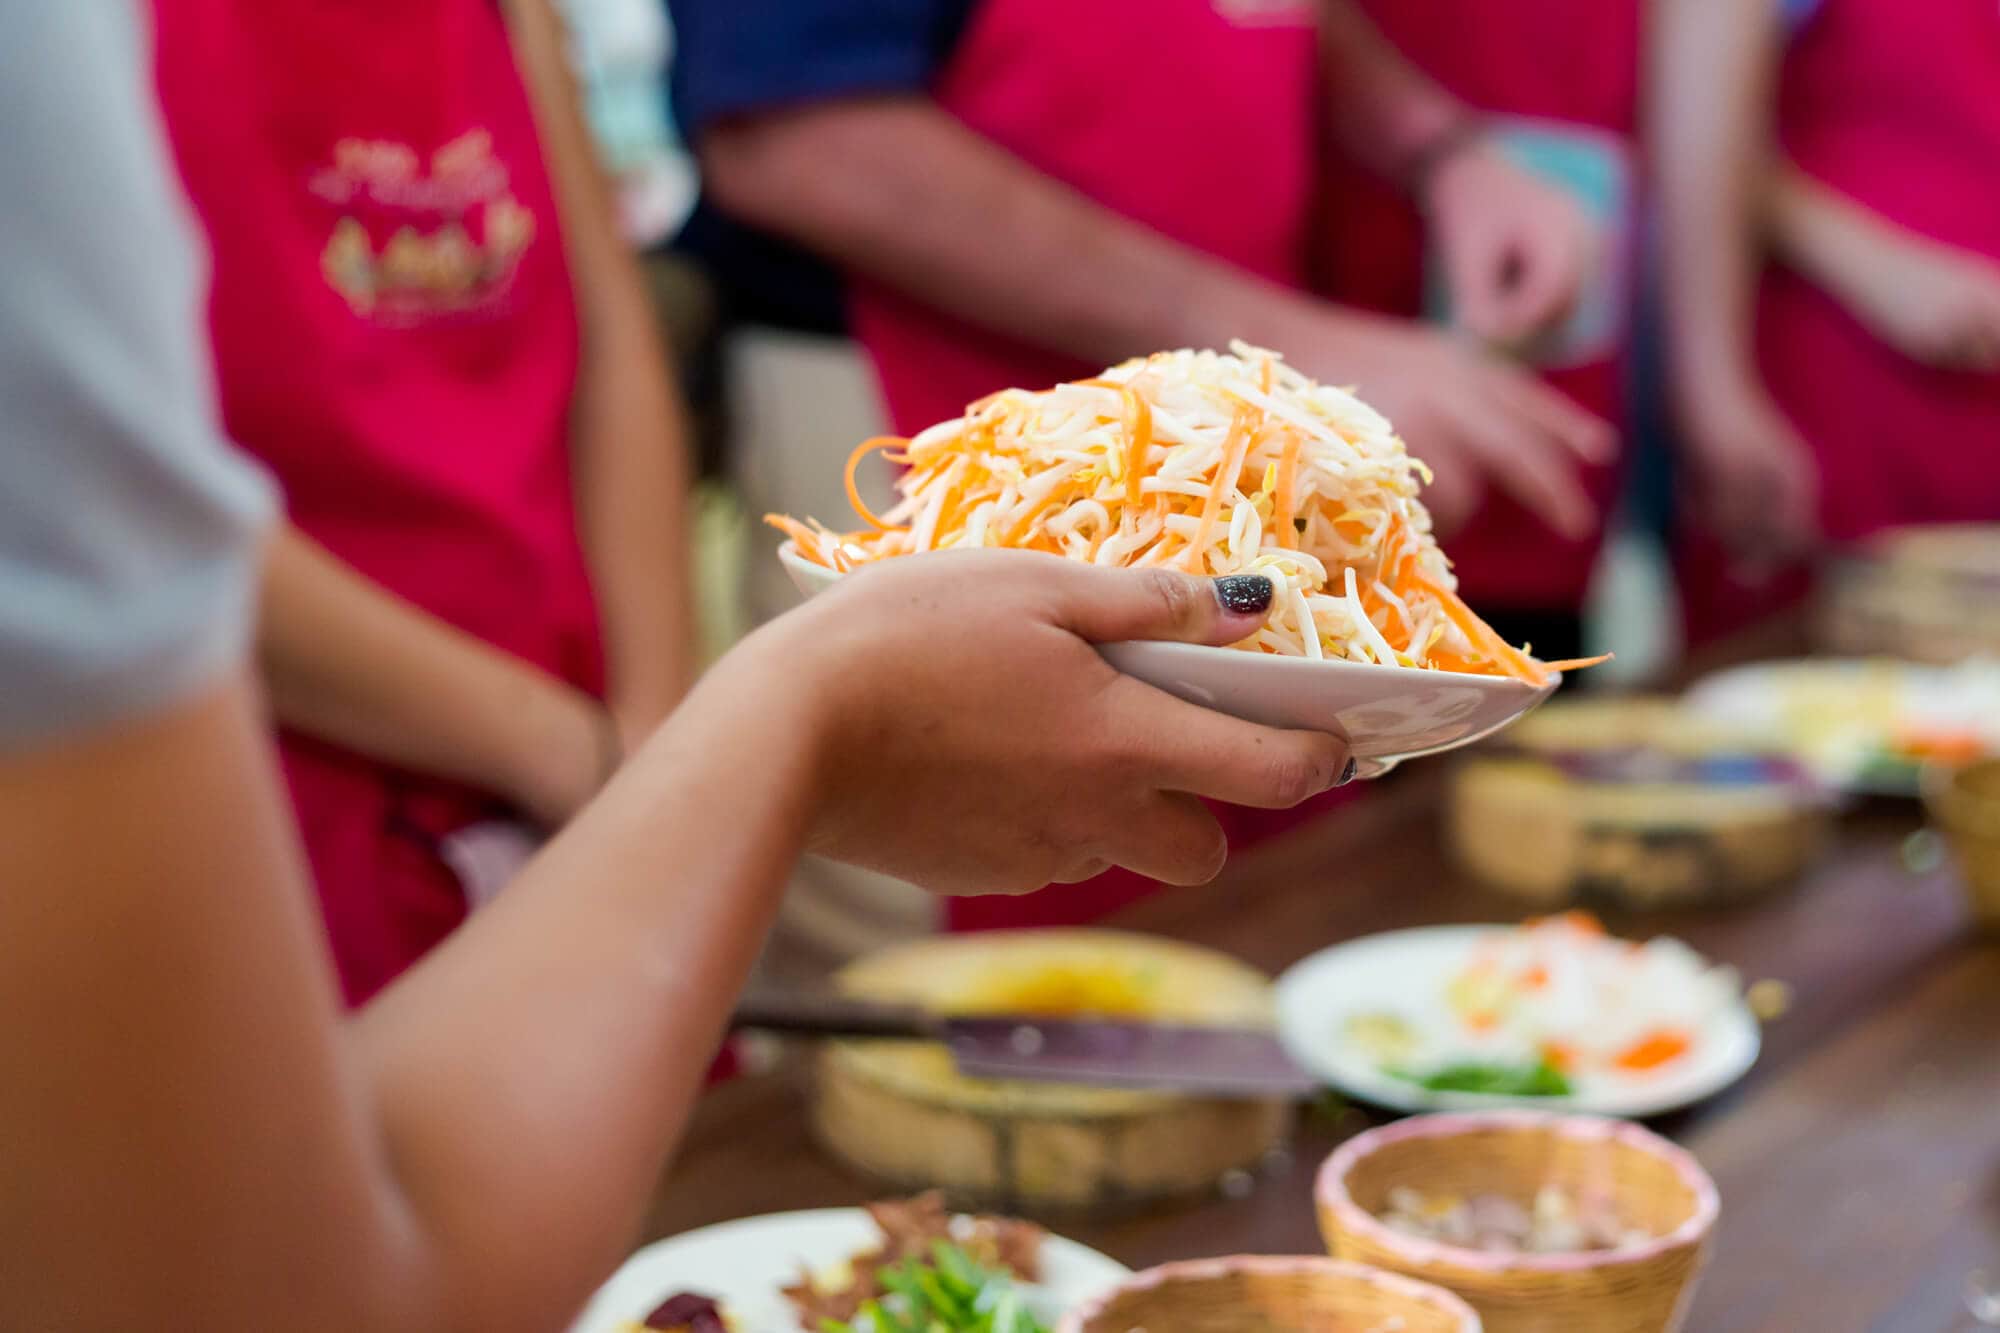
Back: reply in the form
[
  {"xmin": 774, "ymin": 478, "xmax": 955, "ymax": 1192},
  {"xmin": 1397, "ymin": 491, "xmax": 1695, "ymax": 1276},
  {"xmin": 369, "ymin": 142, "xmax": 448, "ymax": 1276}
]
[{"xmin": 664, "ymin": 0, "xmax": 978, "ymax": 332}]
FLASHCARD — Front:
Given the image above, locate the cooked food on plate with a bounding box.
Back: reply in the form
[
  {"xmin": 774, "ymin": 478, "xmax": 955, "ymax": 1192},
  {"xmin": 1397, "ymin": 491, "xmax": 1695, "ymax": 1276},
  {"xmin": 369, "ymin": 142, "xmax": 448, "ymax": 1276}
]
[
  {"xmin": 785, "ymin": 1193, "xmax": 1044, "ymax": 1329},
  {"xmin": 1378, "ymin": 1183, "xmax": 1653, "ymax": 1254},
  {"xmin": 771, "ymin": 344, "xmax": 1605, "ymax": 686},
  {"xmin": 1340, "ymin": 912, "xmax": 1741, "ymax": 1096},
  {"xmin": 627, "ymin": 1194, "xmax": 1047, "ymax": 1333}
]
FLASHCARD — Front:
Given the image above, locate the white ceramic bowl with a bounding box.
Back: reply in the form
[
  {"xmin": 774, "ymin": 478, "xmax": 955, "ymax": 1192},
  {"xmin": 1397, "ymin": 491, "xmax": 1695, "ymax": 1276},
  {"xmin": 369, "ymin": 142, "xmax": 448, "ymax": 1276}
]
[{"xmin": 780, "ymin": 543, "xmax": 1558, "ymax": 778}]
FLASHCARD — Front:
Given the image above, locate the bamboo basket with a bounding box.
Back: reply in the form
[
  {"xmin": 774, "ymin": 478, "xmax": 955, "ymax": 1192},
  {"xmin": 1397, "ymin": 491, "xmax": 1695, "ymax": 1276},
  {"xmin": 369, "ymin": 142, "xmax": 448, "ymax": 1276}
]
[
  {"xmin": 1057, "ymin": 1255, "xmax": 1481, "ymax": 1333},
  {"xmin": 813, "ymin": 931, "xmax": 1290, "ymax": 1213},
  {"xmin": 1317, "ymin": 1112, "xmax": 1717, "ymax": 1333},
  {"xmin": 1449, "ymin": 697, "xmax": 1827, "ymax": 909},
  {"xmin": 1818, "ymin": 524, "xmax": 2000, "ymax": 663},
  {"xmin": 1925, "ymin": 757, "xmax": 2000, "ymax": 933}
]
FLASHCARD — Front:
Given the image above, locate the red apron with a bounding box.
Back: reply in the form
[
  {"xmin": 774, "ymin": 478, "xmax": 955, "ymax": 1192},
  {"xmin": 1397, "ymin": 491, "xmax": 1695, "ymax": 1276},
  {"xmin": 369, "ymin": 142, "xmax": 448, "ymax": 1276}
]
[
  {"xmin": 1323, "ymin": 0, "xmax": 1641, "ymax": 614},
  {"xmin": 1680, "ymin": 0, "xmax": 2000, "ymax": 644},
  {"xmin": 154, "ymin": 0, "xmax": 603, "ymax": 1004},
  {"xmin": 848, "ymin": 0, "xmax": 1355, "ymax": 932}
]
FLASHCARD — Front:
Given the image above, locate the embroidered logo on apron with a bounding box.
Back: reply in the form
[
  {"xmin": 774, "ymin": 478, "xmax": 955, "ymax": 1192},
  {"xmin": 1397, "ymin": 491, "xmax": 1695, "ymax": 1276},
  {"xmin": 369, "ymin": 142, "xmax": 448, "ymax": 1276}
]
[{"xmin": 310, "ymin": 129, "xmax": 536, "ymax": 322}]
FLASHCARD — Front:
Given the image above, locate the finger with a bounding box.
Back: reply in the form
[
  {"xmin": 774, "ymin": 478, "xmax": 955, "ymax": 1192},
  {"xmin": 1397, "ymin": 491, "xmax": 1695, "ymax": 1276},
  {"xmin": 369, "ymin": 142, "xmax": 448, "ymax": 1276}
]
[
  {"xmin": 1489, "ymin": 231, "xmax": 1583, "ymax": 345},
  {"xmin": 1446, "ymin": 401, "xmax": 1597, "ymax": 540},
  {"xmin": 1100, "ymin": 674, "xmax": 1352, "ymax": 808},
  {"xmin": 1495, "ymin": 370, "xmax": 1617, "ymax": 464},
  {"xmin": 1090, "ymin": 792, "xmax": 1230, "ymax": 887},
  {"xmin": 1051, "ymin": 563, "xmax": 1277, "ymax": 646}
]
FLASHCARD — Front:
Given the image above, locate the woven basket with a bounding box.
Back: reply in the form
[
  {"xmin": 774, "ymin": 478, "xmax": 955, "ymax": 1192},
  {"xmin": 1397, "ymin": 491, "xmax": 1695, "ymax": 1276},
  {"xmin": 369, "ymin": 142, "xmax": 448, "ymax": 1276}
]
[
  {"xmin": 1818, "ymin": 524, "xmax": 2000, "ymax": 663},
  {"xmin": 813, "ymin": 931, "xmax": 1290, "ymax": 1212},
  {"xmin": 1317, "ymin": 1113, "xmax": 1717, "ymax": 1333},
  {"xmin": 1925, "ymin": 758, "xmax": 2000, "ymax": 933},
  {"xmin": 1057, "ymin": 1255, "xmax": 1480, "ymax": 1333},
  {"xmin": 1449, "ymin": 698, "xmax": 1826, "ymax": 909}
]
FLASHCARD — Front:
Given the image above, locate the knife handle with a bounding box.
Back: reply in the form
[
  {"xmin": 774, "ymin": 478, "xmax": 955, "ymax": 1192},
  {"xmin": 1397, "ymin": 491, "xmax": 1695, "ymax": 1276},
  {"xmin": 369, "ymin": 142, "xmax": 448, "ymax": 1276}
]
[{"xmin": 729, "ymin": 992, "xmax": 944, "ymax": 1041}]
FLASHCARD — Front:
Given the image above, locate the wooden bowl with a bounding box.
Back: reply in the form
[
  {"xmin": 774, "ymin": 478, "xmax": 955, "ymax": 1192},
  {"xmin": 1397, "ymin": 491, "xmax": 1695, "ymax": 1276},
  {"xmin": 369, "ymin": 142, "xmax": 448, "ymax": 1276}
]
[
  {"xmin": 813, "ymin": 930, "xmax": 1291, "ymax": 1213},
  {"xmin": 1317, "ymin": 1112, "xmax": 1717, "ymax": 1333},
  {"xmin": 1819, "ymin": 524, "xmax": 2000, "ymax": 664},
  {"xmin": 1449, "ymin": 697, "xmax": 1828, "ymax": 909},
  {"xmin": 1924, "ymin": 757, "xmax": 2000, "ymax": 933},
  {"xmin": 1057, "ymin": 1255, "xmax": 1481, "ymax": 1333}
]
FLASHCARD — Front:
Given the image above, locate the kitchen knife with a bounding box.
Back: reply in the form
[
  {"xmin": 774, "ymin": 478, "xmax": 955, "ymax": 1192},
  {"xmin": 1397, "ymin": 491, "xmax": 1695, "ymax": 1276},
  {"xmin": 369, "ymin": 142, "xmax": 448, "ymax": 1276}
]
[{"xmin": 730, "ymin": 993, "xmax": 1320, "ymax": 1099}]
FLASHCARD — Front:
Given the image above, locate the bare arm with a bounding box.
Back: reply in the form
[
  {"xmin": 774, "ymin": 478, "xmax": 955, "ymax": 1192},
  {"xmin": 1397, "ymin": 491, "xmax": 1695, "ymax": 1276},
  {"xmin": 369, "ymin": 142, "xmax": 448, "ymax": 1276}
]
[
  {"xmin": 1767, "ymin": 163, "xmax": 2000, "ymax": 373},
  {"xmin": 1314, "ymin": 0, "xmax": 1465, "ymax": 181},
  {"xmin": 1649, "ymin": 0, "xmax": 1817, "ymax": 557},
  {"xmin": 0, "ymin": 663, "xmax": 813, "ymax": 1333},
  {"xmin": 700, "ymin": 96, "xmax": 1354, "ymax": 369},
  {"xmin": 1652, "ymin": 0, "xmax": 1787, "ymax": 420},
  {"xmin": 507, "ymin": 0, "xmax": 698, "ymax": 742},
  {"xmin": 259, "ymin": 523, "xmax": 610, "ymax": 826},
  {"xmin": 2, "ymin": 555, "xmax": 1345, "ymax": 1333}
]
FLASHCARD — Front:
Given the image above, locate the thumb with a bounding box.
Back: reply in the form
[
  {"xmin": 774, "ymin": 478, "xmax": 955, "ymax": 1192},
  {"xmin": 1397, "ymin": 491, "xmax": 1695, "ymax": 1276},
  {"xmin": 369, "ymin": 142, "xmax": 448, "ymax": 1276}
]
[{"xmin": 1054, "ymin": 565, "xmax": 1277, "ymax": 646}]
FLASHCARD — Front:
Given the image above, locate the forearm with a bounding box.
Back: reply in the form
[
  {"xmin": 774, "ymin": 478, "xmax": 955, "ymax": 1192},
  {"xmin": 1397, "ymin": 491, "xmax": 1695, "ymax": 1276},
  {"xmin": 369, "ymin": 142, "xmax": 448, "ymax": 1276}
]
[
  {"xmin": 352, "ymin": 647, "xmax": 814, "ymax": 1328},
  {"xmin": 1315, "ymin": 0, "xmax": 1468, "ymax": 182},
  {"xmin": 699, "ymin": 99, "xmax": 1388, "ymax": 368},
  {"xmin": 1765, "ymin": 163, "xmax": 1890, "ymax": 308},
  {"xmin": 1651, "ymin": 0, "xmax": 1787, "ymax": 413},
  {"xmin": 507, "ymin": 0, "xmax": 697, "ymax": 735},
  {"xmin": 258, "ymin": 524, "xmax": 602, "ymax": 813},
  {"xmin": 1, "ymin": 661, "xmax": 813, "ymax": 1333}
]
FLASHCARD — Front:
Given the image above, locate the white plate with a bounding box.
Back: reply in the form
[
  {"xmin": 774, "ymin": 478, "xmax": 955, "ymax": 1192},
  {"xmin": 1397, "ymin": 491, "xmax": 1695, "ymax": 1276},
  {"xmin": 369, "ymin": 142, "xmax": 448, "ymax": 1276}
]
[
  {"xmin": 1683, "ymin": 657, "xmax": 2000, "ymax": 796},
  {"xmin": 780, "ymin": 545, "xmax": 1557, "ymax": 779},
  {"xmin": 569, "ymin": 1207, "xmax": 1130, "ymax": 1333},
  {"xmin": 1273, "ymin": 926, "xmax": 1760, "ymax": 1118}
]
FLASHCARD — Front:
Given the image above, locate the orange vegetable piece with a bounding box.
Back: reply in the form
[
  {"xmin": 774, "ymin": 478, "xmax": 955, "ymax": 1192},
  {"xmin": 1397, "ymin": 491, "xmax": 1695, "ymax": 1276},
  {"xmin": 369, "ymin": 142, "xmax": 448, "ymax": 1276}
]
[
  {"xmin": 844, "ymin": 436, "xmax": 906, "ymax": 530},
  {"xmin": 1613, "ymin": 1028, "xmax": 1692, "ymax": 1072}
]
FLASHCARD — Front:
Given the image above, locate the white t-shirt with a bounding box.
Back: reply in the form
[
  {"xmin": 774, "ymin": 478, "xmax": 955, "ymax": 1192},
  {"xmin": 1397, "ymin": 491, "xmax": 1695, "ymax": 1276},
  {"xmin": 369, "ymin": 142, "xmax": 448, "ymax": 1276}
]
[{"xmin": 0, "ymin": 2, "xmax": 272, "ymax": 749}]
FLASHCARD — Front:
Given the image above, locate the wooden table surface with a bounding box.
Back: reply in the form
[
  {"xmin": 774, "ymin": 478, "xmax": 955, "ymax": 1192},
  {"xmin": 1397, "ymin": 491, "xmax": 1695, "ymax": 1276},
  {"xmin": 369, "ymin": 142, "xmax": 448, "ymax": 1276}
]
[{"xmin": 642, "ymin": 775, "xmax": 1999, "ymax": 1333}]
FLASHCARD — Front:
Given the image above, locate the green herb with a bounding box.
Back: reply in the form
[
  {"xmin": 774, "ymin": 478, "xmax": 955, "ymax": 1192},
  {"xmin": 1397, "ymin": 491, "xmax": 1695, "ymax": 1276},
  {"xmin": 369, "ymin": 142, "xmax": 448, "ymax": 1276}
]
[
  {"xmin": 1390, "ymin": 1060, "xmax": 1573, "ymax": 1097},
  {"xmin": 821, "ymin": 1242, "xmax": 1049, "ymax": 1333}
]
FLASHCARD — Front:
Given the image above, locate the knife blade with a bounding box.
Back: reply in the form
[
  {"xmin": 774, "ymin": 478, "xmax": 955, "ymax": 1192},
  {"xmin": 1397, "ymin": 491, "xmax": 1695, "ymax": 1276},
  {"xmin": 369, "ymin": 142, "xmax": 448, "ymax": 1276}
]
[{"xmin": 730, "ymin": 994, "xmax": 1319, "ymax": 1099}]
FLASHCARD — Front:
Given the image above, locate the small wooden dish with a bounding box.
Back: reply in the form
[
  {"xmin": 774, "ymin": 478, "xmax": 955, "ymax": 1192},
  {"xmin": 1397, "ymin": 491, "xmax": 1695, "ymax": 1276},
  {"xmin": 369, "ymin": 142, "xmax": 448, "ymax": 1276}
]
[
  {"xmin": 1925, "ymin": 757, "xmax": 2000, "ymax": 933},
  {"xmin": 813, "ymin": 930, "xmax": 1291, "ymax": 1213},
  {"xmin": 1449, "ymin": 697, "xmax": 1828, "ymax": 909},
  {"xmin": 1056, "ymin": 1255, "xmax": 1481, "ymax": 1333},
  {"xmin": 1318, "ymin": 1112, "xmax": 1717, "ymax": 1333},
  {"xmin": 1819, "ymin": 523, "xmax": 2000, "ymax": 664}
]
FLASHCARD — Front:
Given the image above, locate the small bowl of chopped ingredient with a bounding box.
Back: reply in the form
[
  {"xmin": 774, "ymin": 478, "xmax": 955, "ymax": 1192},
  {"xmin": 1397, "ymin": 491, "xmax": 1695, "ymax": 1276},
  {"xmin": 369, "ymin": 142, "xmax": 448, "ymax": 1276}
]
[
  {"xmin": 1317, "ymin": 1112, "xmax": 1717, "ymax": 1332},
  {"xmin": 1056, "ymin": 1254, "xmax": 1480, "ymax": 1333}
]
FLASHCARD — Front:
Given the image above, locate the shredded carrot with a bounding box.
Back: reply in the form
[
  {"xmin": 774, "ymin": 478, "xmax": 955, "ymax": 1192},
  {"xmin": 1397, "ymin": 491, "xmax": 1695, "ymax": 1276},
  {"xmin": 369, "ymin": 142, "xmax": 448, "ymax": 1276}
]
[
  {"xmin": 1518, "ymin": 963, "xmax": 1550, "ymax": 991},
  {"xmin": 1184, "ymin": 404, "xmax": 1256, "ymax": 572},
  {"xmin": 844, "ymin": 436, "xmax": 905, "ymax": 531},
  {"xmin": 1541, "ymin": 654, "xmax": 1616, "ymax": 674},
  {"xmin": 1613, "ymin": 1028, "xmax": 1692, "ymax": 1073},
  {"xmin": 1273, "ymin": 430, "xmax": 1303, "ymax": 550}
]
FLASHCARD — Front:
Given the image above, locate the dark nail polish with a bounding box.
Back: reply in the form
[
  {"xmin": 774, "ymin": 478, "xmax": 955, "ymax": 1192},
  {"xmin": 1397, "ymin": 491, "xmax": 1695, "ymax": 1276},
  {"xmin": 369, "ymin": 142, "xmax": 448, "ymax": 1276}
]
[
  {"xmin": 1335, "ymin": 757, "xmax": 1359, "ymax": 787},
  {"xmin": 1213, "ymin": 573, "xmax": 1274, "ymax": 615}
]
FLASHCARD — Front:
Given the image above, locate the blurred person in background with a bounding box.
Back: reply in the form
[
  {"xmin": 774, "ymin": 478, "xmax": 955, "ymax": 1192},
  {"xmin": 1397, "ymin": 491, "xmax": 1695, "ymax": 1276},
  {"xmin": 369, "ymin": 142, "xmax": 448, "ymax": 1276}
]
[
  {"xmin": 153, "ymin": 0, "xmax": 699, "ymax": 1004},
  {"xmin": 1655, "ymin": 0, "xmax": 2000, "ymax": 646},
  {"xmin": 1323, "ymin": 0, "xmax": 1642, "ymax": 665},
  {"xmin": 665, "ymin": 0, "xmax": 1610, "ymax": 951},
  {"xmin": 3, "ymin": 20, "xmax": 1353, "ymax": 1328}
]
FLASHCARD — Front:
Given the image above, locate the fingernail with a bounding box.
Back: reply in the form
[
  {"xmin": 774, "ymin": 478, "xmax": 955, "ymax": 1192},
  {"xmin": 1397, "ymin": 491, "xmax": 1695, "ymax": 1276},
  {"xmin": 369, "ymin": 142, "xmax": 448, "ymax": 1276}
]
[
  {"xmin": 1334, "ymin": 757, "xmax": 1359, "ymax": 787},
  {"xmin": 1213, "ymin": 573, "xmax": 1274, "ymax": 615}
]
